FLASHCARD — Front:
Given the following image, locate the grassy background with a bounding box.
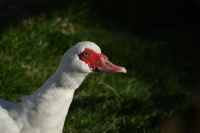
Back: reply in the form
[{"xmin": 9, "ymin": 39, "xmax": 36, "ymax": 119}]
[{"xmin": 0, "ymin": 0, "xmax": 200, "ymax": 132}]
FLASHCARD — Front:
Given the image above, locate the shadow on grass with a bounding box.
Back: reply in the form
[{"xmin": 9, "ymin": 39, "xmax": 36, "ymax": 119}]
[
  {"xmin": 0, "ymin": 0, "xmax": 90, "ymax": 35},
  {"xmin": 92, "ymin": 0, "xmax": 200, "ymax": 89}
]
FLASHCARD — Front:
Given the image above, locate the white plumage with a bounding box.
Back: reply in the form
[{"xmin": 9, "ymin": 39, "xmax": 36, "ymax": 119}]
[{"xmin": 0, "ymin": 41, "xmax": 126, "ymax": 133}]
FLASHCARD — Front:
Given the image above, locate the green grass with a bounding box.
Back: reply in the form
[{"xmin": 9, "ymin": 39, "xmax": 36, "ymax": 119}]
[{"xmin": 0, "ymin": 1, "xmax": 199, "ymax": 133}]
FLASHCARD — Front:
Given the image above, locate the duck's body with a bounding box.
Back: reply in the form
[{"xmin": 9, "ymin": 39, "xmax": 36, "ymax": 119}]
[{"xmin": 0, "ymin": 41, "xmax": 126, "ymax": 133}]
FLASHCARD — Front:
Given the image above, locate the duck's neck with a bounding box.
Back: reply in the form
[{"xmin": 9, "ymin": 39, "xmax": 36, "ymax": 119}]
[{"xmin": 12, "ymin": 71, "xmax": 89, "ymax": 133}]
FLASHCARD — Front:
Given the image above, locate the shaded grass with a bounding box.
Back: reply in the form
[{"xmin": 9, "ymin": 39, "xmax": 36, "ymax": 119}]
[{"xmin": 0, "ymin": 0, "xmax": 199, "ymax": 133}]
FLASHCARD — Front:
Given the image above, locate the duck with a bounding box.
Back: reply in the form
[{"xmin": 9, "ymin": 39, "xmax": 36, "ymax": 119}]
[{"xmin": 0, "ymin": 41, "xmax": 126, "ymax": 133}]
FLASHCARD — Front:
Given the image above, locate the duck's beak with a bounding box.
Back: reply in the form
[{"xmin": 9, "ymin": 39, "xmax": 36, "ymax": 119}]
[{"xmin": 96, "ymin": 54, "xmax": 126, "ymax": 73}]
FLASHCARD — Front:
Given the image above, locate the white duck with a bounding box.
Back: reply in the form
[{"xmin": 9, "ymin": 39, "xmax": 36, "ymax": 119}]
[{"xmin": 0, "ymin": 41, "xmax": 126, "ymax": 133}]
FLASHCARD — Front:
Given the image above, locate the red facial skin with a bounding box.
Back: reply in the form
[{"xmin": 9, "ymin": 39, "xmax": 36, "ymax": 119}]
[{"xmin": 78, "ymin": 48, "xmax": 126, "ymax": 73}]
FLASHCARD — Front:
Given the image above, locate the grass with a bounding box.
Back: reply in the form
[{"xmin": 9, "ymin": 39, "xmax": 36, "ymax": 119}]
[{"xmin": 0, "ymin": 0, "xmax": 200, "ymax": 133}]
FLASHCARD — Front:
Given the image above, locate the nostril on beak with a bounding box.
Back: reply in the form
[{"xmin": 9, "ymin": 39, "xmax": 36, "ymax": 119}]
[
  {"xmin": 105, "ymin": 60, "xmax": 114, "ymax": 68},
  {"xmin": 103, "ymin": 56, "xmax": 108, "ymax": 60}
]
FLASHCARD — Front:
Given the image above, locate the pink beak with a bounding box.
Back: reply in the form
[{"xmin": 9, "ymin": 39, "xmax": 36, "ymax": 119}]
[{"xmin": 97, "ymin": 57, "xmax": 126, "ymax": 73}]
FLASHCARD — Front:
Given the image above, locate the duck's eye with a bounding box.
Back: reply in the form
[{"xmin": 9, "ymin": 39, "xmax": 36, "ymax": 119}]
[{"xmin": 83, "ymin": 51, "xmax": 90, "ymax": 57}]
